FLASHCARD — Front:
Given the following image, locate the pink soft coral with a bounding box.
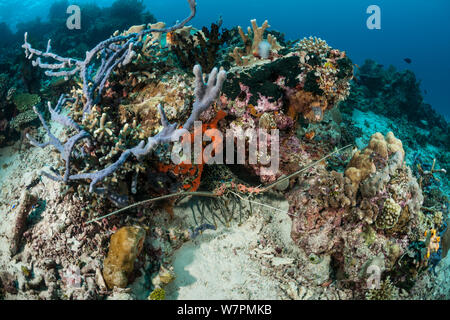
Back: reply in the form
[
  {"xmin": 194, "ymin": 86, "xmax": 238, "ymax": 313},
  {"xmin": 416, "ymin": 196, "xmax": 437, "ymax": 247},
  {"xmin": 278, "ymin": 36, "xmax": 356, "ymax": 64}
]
[{"xmin": 255, "ymin": 94, "xmax": 282, "ymax": 113}]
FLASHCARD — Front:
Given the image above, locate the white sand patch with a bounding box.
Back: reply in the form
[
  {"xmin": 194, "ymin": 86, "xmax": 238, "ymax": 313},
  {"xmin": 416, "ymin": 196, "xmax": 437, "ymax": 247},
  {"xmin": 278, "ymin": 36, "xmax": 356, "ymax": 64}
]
[
  {"xmin": 164, "ymin": 195, "xmax": 300, "ymax": 300},
  {"xmin": 166, "ymin": 224, "xmax": 280, "ymax": 299}
]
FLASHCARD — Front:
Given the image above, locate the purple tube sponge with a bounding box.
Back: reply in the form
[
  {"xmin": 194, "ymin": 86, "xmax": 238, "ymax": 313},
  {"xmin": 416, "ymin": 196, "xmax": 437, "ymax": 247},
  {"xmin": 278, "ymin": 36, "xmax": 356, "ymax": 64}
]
[
  {"xmin": 26, "ymin": 95, "xmax": 91, "ymax": 182},
  {"xmin": 24, "ymin": 0, "xmax": 227, "ymax": 194},
  {"xmin": 28, "ymin": 65, "xmax": 227, "ymax": 193},
  {"xmin": 22, "ymin": 0, "xmax": 197, "ymax": 114}
]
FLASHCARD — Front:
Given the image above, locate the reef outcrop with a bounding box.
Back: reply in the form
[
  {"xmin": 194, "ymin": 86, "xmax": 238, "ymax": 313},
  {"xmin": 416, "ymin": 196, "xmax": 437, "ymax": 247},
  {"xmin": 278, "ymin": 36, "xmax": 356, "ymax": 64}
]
[{"xmin": 285, "ymin": 131, "xmax": 445, "ymax": 297}]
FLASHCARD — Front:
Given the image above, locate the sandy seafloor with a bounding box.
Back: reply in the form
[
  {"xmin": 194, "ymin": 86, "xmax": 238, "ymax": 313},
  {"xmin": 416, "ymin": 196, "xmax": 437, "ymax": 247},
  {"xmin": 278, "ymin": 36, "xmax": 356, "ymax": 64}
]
[{"xmin": 0, "ymin": 109, "xmax": 449, "ymax": 300}]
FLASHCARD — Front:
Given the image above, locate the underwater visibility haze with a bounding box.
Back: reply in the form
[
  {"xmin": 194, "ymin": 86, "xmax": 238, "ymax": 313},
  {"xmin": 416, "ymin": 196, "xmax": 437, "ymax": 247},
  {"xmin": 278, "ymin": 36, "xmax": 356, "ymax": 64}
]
[{"xmin": 0, "ymin": 0, "xmax": 448, "ymax": 301}]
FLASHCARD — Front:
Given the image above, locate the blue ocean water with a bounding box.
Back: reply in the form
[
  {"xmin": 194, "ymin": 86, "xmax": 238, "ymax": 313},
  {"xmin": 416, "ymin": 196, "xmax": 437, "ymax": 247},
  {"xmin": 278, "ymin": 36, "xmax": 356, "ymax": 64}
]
[{"xmin": 1, "ymin": 0, "xmax": 449, "ymax": 119}]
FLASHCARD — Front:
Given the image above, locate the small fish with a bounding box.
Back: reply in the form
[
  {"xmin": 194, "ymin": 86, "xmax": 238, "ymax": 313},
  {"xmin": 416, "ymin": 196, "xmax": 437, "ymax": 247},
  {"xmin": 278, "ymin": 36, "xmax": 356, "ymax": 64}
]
[
  {"xmin": 216, "ymin": 15, "xmax": 223, "ymax": 28},
  {"xmin": 189, "ymin": 224, "xmax": 217, "ymax": 239},
  {"xmin": 404, "ymin": 58, "xmax": 412, "ymax": 64}
]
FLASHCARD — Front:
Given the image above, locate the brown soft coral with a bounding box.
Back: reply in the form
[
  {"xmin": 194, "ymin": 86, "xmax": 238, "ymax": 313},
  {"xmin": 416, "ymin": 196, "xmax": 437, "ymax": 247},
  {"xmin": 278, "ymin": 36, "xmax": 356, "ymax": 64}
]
[
  {"xmin": 287, "ymin": 90, "xmax": 328, "ymax": 122},
  {"xmin": 367, "ymin": 132, "xmax": 389, "ymax": 158},
  {"xmin": 385, "ymin": 131, "xmax": 404, "ymax": 161},
  {"xmin": 345, "ymin": 132, "xmax": 405, "ymax": 187}
]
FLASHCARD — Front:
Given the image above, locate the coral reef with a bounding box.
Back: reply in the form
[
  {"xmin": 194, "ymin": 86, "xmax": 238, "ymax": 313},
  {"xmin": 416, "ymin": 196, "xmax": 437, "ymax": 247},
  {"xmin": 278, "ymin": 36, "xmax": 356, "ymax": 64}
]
[
  {"xmin": 0, "ymin": 0, "xmax": 447, "ymax": 302},
  {"xmin": 340, "ymin": 59, "xmax": 449, "ymax": 150},
  {"xmin": 284, "ymin": 131, "xmax": 441, "ymax": 297},
  {"xmin": 21, "ymin": 11, "xmax": 354, "ymax": 194}
]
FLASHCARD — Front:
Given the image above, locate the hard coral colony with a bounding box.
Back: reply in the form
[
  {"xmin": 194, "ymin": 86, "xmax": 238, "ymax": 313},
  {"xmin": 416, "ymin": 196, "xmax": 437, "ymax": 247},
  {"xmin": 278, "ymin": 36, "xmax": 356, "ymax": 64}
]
[{"xmin": 0, "ymin": 0, "xmax": 447, "ymax": 302}]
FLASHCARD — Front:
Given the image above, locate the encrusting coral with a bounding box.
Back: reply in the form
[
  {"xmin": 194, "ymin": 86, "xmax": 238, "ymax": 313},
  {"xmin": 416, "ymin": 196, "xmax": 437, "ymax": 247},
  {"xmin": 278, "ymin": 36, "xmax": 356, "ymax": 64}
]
[
  {"xmin": 12, "ymin": 92, "xmax": 41, "ymax": 113},
  {"xmin": 148, "ymin": 287, "xmax": 165, "ymax": 300},
  {"xmin": 287, "ymin": 167, "xmax": 355, "ymax": 255}
]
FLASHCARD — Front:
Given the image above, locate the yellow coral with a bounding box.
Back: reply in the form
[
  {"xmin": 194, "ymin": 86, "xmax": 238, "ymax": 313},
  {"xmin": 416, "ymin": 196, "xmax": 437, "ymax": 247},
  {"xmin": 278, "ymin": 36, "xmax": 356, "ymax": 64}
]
[
  {"xmin": 385, "ymin": 131, "xmax": 404, "ymax": 162},
  {"xmin": 367, "ymin": 132, "xmax": 388, "ymax": 159},
  {"xmin": 297, "ymin": 36, "xmax": 330, "ymax": 57},
  {"xmin": 230, "ymin": 19, "xmax": 282, "ymax": 66},
  {"xmin": 102, "ymin": 226, "xmax": 146, "ymax": 289},
  {"xmin": 366, "ymin": 276, "xmax": 399, "ymax": 300},
  {"xmin": 148, "ymin": 287, "xmax": 166, "ymax": 300},
  {"xmin": 238, "ymin": 19, "xmax": 270, "ymax": 55},
  {"xmin": 345, "ymin": 132, "xmax": 405, "ymax": 186},
  {"xmin": 124, "ymin": 24, "xmax": 145, "ymax": 35},
  {"xmin": 424, "ymin": 229, "xmax": 440, "ymax": 259}
]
